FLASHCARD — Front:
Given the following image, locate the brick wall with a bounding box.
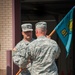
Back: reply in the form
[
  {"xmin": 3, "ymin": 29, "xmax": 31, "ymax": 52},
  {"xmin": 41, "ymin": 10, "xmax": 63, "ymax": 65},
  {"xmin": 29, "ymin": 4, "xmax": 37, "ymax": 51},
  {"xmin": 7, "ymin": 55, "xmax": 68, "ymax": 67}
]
[{"xmin": 0, "ymin": 0, "xmax": 12, "ymax": 69}]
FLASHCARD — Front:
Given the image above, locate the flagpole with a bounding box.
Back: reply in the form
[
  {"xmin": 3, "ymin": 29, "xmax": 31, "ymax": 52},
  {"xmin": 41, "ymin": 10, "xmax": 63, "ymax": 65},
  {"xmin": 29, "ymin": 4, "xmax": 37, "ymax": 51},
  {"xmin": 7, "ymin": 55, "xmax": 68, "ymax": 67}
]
[
  {"xmin": 16, "ymin": 68, "xmax": 22, "ymax": 75},
  {"xmin": 48, "ymin": 29, "xmax": 56, "ymax": 37}
]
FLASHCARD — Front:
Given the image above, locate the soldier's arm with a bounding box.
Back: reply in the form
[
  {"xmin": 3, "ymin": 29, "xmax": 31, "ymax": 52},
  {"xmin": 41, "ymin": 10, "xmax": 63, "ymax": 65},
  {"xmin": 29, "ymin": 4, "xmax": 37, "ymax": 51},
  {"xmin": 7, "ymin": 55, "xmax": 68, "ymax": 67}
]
[
  {"xmin": 55, "ymin": 46, "xmax": 61, "ymax": 59},
  {"xmin": 50, "ymin": 41, "xmax": 61, "ymax": 59},
  {"xmin": 12, "ymin": 47, "xmax": 30, "ymax": 69}
]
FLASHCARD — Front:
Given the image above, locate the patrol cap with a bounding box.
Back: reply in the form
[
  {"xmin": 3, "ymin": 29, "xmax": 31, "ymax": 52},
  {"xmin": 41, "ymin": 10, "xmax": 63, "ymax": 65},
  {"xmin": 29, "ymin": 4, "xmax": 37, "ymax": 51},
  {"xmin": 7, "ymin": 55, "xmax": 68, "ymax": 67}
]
[
  {"xmin": 21, "ymin": 23, "xmax": 33, "ymax": 32},
  {"xmin": 35, "ymin": 21, "xmax": 47, "ymax": 30}
]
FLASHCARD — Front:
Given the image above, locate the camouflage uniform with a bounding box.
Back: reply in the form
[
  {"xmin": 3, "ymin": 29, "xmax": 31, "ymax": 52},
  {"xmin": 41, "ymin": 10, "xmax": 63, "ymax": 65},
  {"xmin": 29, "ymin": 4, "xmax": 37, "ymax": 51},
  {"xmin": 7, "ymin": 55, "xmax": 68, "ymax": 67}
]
[
  {"xmin": 12, "ymin": 36, "xmax": 61, "ymax": 75},
  {"xmin": 12, "ymin": 39, "xmax": 34, "ymax": 75}
]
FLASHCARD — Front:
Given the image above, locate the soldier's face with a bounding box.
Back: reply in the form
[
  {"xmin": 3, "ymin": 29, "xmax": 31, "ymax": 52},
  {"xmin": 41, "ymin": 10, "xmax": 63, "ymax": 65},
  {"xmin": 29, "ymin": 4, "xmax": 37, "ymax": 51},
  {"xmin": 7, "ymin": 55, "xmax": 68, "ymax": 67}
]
[{"xmin": 22, "ymin": 31, "xmax": 32, "ymax": 41}]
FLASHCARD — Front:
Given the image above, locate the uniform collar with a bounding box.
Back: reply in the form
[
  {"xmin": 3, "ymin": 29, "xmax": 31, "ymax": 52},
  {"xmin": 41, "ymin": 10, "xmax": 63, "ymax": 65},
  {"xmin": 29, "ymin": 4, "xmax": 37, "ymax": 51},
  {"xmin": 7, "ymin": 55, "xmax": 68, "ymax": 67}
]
[
  {"xmin": 23, "ymin": 39, "xmax": 30, "ymax": 45},
  {"xmin": 37, "ymin": 36, "xmax": 46, "ymax": 39},
  {"xmin": 23, "ymin": 38, "xmax": 34, "ymax": 45}
]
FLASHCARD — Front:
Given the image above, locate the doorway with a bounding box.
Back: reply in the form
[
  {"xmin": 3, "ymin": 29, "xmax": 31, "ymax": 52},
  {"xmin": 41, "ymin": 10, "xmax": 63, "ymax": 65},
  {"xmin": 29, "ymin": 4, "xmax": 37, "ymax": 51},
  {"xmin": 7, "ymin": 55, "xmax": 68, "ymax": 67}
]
[{"xmin": 12, "ymin": 0, "xmax": 74, "ymax": 75}]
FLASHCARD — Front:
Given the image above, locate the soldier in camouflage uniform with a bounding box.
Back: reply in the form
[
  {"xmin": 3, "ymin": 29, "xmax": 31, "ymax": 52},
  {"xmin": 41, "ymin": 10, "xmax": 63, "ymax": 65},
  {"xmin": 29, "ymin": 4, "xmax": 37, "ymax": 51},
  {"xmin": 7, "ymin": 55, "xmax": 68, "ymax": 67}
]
[
  {"xmin": 12, "ymin": 22, "xmax": 61, "ymax": 75},
  {"xmin": 12, "ymin": 23, "xmax": 34, "ymax": 75}
]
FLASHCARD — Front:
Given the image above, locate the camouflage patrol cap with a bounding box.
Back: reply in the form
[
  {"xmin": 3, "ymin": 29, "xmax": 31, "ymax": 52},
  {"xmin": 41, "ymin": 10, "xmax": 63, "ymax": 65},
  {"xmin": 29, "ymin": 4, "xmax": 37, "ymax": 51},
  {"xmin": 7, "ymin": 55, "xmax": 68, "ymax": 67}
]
[
  {"xmin": 35, "ymin": 21, "xmax": 47, "ymax": 30},
  {"xmin": 21, "ymin": 23, "xmax": 33, "ymax": 32}
]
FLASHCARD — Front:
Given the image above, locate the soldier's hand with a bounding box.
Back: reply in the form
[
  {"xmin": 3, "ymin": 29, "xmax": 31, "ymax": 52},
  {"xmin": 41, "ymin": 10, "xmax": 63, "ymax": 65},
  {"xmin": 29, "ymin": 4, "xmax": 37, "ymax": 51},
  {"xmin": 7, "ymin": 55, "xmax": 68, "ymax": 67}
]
[
  {"xmin": 46, "ymin": 35, "xmax": 51, "ymax": 39},
  {"xmin": 12, "ymin": 47, "xmax": 16, "ymax": 51}
]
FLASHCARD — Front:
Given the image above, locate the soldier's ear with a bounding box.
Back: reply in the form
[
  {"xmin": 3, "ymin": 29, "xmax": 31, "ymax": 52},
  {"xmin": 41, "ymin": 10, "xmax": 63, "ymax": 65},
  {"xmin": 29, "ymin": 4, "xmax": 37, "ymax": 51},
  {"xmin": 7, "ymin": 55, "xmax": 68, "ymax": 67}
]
[
  {"xmin": 22, "ymin": 32, "xmax": 24, "ymax": 35},
  {"xmin": 35, "ymin": 30, "xmax": 38, "ymax": 34}
]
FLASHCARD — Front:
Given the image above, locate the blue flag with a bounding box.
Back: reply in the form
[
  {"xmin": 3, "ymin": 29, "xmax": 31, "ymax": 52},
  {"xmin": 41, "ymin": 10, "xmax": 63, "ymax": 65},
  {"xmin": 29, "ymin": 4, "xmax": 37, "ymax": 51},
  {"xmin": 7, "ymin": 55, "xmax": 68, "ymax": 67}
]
[{"xmin": 54, "ymin": 6, "xmax": 75, "ymax": 56}]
